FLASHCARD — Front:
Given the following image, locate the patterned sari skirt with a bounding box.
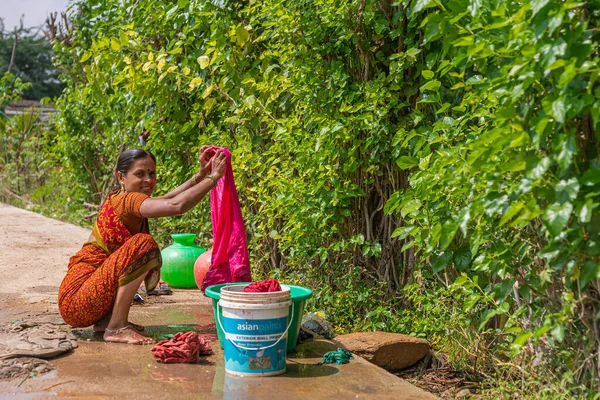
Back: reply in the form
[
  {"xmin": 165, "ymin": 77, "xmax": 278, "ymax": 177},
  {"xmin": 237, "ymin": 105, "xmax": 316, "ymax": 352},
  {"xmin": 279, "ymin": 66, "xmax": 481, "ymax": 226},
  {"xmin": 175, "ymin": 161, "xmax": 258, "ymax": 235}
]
[{"xmin": 58, "ymin": 233, "xmax": 161, "ymax": 328}]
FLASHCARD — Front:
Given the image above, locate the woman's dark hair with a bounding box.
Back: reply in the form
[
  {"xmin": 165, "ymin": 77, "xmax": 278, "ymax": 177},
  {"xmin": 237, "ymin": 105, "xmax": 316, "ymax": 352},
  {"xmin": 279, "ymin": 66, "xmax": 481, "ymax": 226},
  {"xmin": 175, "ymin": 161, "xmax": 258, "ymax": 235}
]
[{"xmin": 114, "ymin": 148, "xmax": 156, "ymax": 190}]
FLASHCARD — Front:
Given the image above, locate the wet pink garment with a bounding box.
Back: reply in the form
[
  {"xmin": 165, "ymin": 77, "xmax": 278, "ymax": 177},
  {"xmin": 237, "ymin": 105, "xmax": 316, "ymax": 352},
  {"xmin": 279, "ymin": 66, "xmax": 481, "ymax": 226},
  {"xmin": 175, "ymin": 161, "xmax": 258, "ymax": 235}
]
[
  {"xmin": 201, "ymin": 147, "xmax": 252, "ymax": 292},
  {"xmin": 151, "ymin": 331, "xmax": 212, "ymax": 363},
  {"xmin": 244, "ymin": 278, "xmax": 282, "ymax": 293}
]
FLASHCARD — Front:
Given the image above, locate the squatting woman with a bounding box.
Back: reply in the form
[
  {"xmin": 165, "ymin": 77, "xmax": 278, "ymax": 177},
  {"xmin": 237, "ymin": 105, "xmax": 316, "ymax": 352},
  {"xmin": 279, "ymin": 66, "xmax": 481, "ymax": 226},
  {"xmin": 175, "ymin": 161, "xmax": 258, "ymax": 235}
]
[{"xmin": 58, "ymin": 146, "xmax": 225, "ymax": 345}]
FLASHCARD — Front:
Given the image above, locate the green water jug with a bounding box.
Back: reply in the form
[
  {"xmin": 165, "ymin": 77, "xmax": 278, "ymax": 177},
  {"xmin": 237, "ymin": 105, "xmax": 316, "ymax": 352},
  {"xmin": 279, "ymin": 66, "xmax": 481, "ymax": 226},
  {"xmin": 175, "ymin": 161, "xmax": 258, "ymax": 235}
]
[{"xmin": 160, "ymin": 233, "xmax": 205, "ymax": 288}]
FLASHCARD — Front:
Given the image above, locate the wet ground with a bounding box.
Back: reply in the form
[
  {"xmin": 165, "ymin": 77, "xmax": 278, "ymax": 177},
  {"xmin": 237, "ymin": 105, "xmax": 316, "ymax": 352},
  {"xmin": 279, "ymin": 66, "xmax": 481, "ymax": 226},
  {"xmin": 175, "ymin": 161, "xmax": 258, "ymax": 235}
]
[{"xmin": 0, "ymin": 203, "xmax": 436, "ymax": 399}]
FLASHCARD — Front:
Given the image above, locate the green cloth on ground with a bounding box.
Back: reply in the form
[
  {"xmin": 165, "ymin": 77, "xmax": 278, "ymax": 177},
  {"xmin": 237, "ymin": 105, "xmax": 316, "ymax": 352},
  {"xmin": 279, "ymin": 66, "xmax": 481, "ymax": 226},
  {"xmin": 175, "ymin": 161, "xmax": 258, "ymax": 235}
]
[{"xmin": 319, "ymin": 348, "xmax": 353, "ymax": 365}]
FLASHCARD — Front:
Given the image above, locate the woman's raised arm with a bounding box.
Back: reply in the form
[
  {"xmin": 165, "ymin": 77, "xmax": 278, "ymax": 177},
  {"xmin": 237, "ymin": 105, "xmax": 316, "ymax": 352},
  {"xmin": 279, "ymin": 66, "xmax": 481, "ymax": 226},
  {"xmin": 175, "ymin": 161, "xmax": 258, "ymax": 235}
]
[
  {"xmin": 139, "ymin": 149, "xmax": 226, "ymax": 218},
  {"xmin": 154, "ymin": 146, "xmax": 215, "ymax": 200}
]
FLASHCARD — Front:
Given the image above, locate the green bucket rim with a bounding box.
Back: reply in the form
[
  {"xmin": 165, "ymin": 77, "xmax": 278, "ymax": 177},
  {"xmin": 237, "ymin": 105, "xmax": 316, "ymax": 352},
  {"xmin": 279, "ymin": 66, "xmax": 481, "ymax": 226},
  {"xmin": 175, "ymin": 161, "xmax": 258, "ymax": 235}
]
[{"xmin": 205, "ymin": 282, "xmax": 312, "ymax": 301}]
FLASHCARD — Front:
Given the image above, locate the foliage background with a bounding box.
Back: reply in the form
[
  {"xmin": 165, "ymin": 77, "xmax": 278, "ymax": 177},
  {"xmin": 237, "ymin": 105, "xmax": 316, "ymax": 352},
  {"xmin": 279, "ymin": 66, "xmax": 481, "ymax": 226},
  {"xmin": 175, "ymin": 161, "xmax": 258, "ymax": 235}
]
[
  {"xmin": 0, "ymin": 20, "xmax": 64, "ymax": 100},
  {"xmin": 1, "ymin": 0, "xmax": 600, "ymax": 397}
]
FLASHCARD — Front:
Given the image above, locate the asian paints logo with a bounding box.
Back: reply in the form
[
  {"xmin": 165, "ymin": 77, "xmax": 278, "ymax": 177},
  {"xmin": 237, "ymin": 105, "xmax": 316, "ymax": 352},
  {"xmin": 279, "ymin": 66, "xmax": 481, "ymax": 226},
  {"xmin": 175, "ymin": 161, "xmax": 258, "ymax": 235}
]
[{"xmin": 236, "ymin": 321, "xmax": 283, "ymax": 332}]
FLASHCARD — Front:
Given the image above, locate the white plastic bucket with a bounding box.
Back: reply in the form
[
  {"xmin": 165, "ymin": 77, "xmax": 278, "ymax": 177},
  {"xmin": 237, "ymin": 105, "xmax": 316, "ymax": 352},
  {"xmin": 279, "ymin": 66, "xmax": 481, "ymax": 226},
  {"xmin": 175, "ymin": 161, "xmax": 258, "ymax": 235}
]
[{"xmin": 217, "ymin": 285, "xmax": 293, "ymax": 376}]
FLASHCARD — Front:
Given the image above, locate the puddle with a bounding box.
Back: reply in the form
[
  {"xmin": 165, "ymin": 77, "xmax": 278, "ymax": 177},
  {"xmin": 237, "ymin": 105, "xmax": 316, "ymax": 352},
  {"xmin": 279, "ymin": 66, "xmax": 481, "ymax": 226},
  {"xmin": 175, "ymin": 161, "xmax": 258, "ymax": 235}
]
[
  {"xmin": 70, "ymin": 329, "xmax": 102, "ymax": 341},
  {"xmin": 158, "ymin": 309, "xmax": 192, "ymax": 323},
  {"xmin": 71, "ymin": 324, "xmax": 215, "ymax": 342},
  {"xmin": 145, "ymin": 324, "xmax": 197, "ymax": 341},
  {"xmin": 283, "ymin": 363, "xmax": 338, "ymax": 378},
  {"xmin": 209, "ymin": 361, "xmax": 338, "ymax": 399},
  {"xmin": 146, "ymin": 359, "xmax": 216, "ymax": 384}
]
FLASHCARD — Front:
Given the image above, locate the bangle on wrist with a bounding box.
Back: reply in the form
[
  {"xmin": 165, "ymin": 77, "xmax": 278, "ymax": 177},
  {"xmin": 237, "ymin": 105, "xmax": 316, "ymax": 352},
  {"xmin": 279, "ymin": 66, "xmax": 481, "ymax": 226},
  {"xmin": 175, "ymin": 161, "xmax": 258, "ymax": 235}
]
[
  {"xmin": 191, "ymin": 174, "xmax": 198, "ymax": 185},
  {"xmin": 206, "ymin": 174, "xmax": 218, "ymax": 185}
]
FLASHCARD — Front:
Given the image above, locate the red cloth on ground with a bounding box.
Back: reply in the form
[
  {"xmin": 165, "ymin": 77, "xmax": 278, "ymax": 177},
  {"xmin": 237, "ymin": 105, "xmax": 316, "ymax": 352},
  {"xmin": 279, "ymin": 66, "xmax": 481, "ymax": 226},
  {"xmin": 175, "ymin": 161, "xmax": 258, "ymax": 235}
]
[
  {"xmin": 243, "ymin": 278, "xmax": 282, "ymax": 293},
  {"xmin": 201, "ymin": 147, "xmax": 252, "ymax": 292},
  {"xmin": 151, "ymin": 331, "xmax": 212, "ymax": 364}
]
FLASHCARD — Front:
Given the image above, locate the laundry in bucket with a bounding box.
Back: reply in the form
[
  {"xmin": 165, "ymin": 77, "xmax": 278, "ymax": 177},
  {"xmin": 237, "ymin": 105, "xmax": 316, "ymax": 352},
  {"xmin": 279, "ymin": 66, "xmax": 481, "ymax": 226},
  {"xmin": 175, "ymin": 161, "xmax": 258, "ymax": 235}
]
[
  {"xmin": 219, "ymin": 285, "xmax": 292, "ymax": 376},
  {"xmin": 243, "ymin": 278, "xmax": 281, "ymax": 293},
  {"xmin": 151, "ymin": 331, "xmax": 212, "ymax": 363}
]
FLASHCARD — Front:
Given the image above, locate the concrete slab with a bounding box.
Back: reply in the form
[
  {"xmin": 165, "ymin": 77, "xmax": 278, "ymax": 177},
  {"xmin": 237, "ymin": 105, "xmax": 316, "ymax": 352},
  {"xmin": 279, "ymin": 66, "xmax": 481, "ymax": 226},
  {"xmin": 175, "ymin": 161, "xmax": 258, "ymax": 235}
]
[{"xmin": 0, "ymin": 203, "xmax": 436, "ymax": 399}]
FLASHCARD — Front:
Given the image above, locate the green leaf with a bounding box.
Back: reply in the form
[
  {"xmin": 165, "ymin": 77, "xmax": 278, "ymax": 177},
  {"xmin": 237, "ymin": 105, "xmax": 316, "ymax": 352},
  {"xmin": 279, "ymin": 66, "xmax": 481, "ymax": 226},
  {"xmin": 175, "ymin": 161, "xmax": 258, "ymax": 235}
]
[
  {"xmin": 401, "ymin": 240, "xmax": 416, "ymax": 252},
  {"xmin": 580, "ymin": 199, "xmax": 595, "ymax": 223},
  {"xmin": 505, "ymin": 326, "xmax": 523, "ymax": 334},
  {"xmin": 391, "ymin": 226, "xmax": 416, "ymax": 240},
  {"xmin": 530, "ymin": 0, "xmax": 550, "ymax": 17},
  {"xmin": 494, "ymin": 280, "xmax": 515, "ymax": 303},
  {"xmin": 513, "ymin": 331, "xmax": 533, "ymax": 346},
  {"xmin": 166, "ymin": 5, "xmax": 179, "ymax": 19},
  {"xmin": 555, "ymin": 178, "xmax": 580, "ymax": 203},
  {"xmin": 197, "ymin": 55, "xmax": 210, "ymax": 69},
  {"xmin": 202, "ymin": 84, "xmax": 214, "ymax": 99},
  {"xmin": 543, "ymin": 202, "xmax": 573, "ymax": 236},
  {"xmin": 580, "ymin": 261, "xmax": 600, "ymax": 290},
  {"xmin": 405, "ymin": 48, "xmax": 421, "ymax": 58},
  {"xmin": 396, "ymin": 156, "xmax": 419, "ymax": 169},
  {"xmin": 189, "ymin": 77, "xmax": 203, "ymax": 90},
  {"xmin": 479, "ymin": 309, "xmax": 500, "ymax": 330},
  {"xmin": 440, "ymin": 220, "xmax": 458, "ymax": 250},
  {"xmin": 458, "ymin": 208, "xmax": 470, "ymax": 236},
  {"xmin": 412, "ymin": 0, "xmax": 435, "ymax": 14},
  {"xmin": 551, "ymin": 324, "xmax": 565, "ymax": 342},
  {"xmin": 468, "ymin": 0, "xmax": 482, "ymax": 16},
  {"xmin": 527, "ymin": 157, "xmax": 551, "ymax": 180},
  {"xmin": 420, "ymin": 80, "xmax": 441, "ymax": 92},
  {"xmin": 236, "ymin": 25, "xmax": 250, "ymax": 47},
  {"xmin": 384, "ymin": 192, "xmax": 401, "ymax": 215},
  {"xmin": 465, "ymin": 75, "xmax": 485, "ymax": 85},
  {"xmin": 110, "ymin": 38, "xmax": 121, "ymax": 51},
  {"xmin": 428, "ymin": 223, "xmax": 442, "ymax": 251},
  {"xmin": 464, "ymin": 293, "xmax": 480, "ymax": 311},
  {"xmin": 555, "ymin": 135, "xmax": 576, "ymax": 173},
  {"xmin": 499, "ymin": 201, "xmax": 524, "ymax": 227},
  {"xmin": 581, "ymin": 168, "xmax": 600, "ymax": 186},
  {"xmin": 454, "ymin": 246, "xmax": 472, "ymax": 269},
  {"xmin": 401, "ymin": 199, "xmax": 422, "ymax": 217},
  {"xmin": 80, "ymin": 52, "xmax": 91, "ymax": 63},
  {"xmin": 421, "ymin": 70, "xmax": 434, "ymax": 79},
  {"xmin": 168, "ymin": 47, "xmax": 183, "ymax": 55},
  {"xmin": 551, "ymin": 98, "xmax": 566, "ymax": 124},
  {"xmin": 431, "ymin": 251, "xmax": 453, "ymax": 273}
]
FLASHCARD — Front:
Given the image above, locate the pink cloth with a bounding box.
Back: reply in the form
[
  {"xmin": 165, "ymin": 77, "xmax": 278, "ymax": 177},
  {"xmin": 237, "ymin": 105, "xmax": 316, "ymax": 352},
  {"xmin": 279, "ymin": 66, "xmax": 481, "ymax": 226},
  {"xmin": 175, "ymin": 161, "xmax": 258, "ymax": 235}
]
[
  {"xmin": 201, "ymin": 147, "xmax": 252, "ymax": 292},
  {"xmin": 244, "ymin": 278, "xmax": 282, "ymax": 293},
  {"xmin": 151, "ymin": 331, "xmax": 212, "ymax": 363}
]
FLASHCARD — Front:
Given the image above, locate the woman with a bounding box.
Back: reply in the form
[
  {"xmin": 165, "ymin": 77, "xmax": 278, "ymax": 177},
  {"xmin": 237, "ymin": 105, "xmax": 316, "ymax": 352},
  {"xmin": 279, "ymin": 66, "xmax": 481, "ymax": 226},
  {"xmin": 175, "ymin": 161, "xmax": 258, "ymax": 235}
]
[{"xmin": 58, "ymin": 146, "xmax": 226, "ymax": 345}]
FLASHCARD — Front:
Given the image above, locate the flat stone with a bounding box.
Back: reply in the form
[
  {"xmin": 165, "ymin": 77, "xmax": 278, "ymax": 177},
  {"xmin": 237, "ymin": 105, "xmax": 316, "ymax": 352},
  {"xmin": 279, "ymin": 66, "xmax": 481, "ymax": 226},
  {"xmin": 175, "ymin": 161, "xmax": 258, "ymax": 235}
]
[{"xmin": 333, "ymin": 331, "xmax": 430, "ymax": 370}]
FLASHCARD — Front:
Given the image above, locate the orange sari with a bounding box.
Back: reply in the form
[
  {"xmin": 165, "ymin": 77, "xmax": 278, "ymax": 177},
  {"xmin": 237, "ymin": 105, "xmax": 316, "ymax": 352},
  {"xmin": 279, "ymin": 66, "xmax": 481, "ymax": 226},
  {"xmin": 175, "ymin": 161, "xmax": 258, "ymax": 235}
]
[{"xmin": 58, "ymin": 192, "xmax": 162, "ymax": 328}]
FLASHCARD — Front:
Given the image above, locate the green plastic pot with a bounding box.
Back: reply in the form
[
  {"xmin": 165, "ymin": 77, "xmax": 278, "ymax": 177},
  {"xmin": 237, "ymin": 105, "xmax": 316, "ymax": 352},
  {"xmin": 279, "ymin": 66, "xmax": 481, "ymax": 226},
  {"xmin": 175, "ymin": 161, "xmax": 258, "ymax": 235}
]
[
  {"xmin": 160, "ymin": 233, "xmax": 205, "ymax": 288},
  {"xmin": 205, "ymin": 282, "xmax": 313, "ymax": 352}
]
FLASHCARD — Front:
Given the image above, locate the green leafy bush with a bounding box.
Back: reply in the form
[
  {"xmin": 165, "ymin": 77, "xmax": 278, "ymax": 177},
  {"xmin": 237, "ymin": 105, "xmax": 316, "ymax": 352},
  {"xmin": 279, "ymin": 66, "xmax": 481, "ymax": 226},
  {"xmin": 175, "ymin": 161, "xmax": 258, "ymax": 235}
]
[{"xmin": 27, "ymin": 0, "xmax": 600, "ymax": 396}]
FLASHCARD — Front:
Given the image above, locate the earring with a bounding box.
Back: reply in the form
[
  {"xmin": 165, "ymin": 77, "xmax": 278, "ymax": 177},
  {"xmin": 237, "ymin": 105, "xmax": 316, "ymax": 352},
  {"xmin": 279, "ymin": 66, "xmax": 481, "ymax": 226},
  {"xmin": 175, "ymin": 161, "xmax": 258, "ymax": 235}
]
[{"xmin": 120, "ymin": 182, "xmax": 127, "ymax": 193}]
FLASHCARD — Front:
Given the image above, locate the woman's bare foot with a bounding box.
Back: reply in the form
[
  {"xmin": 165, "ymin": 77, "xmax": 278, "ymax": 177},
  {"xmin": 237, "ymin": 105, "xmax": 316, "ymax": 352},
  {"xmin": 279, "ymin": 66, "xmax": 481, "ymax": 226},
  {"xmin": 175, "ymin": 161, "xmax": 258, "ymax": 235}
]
[
  {"xmin": 103, "ymin": 326, "xmax": 155, "ymax": 345},
  {"xmin": 94, "ymin": 317, "xmax": 144, "ymax": 333}
]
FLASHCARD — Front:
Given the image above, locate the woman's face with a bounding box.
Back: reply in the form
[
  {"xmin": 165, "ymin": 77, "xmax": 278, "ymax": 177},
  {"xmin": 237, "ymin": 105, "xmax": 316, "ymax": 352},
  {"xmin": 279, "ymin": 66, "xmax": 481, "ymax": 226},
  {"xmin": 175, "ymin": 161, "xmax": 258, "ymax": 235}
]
[{"xmin": 118, "ymin": 156, "xmax": 157, "ymax": 196}]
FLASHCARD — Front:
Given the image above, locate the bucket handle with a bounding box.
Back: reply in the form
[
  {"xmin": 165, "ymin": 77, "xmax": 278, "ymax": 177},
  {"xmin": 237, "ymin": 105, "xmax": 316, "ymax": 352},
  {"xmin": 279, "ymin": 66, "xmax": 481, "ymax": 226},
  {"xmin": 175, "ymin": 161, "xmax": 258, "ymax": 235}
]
[{"xmin": 217, "ymin": 302, "xmax": 295, "ymax": 352}]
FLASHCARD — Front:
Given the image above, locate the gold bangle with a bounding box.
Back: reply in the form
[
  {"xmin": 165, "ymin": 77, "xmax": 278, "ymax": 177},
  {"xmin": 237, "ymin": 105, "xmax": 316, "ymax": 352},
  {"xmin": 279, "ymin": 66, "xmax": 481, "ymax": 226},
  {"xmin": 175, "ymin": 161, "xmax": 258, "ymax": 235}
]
[
  {"xmin": 192, "ymin": 174, "xmax": 198, "ymax": 185},
  {"xmin": 206, "ymin": 174, "xmax": 218, "ymax": 184}
]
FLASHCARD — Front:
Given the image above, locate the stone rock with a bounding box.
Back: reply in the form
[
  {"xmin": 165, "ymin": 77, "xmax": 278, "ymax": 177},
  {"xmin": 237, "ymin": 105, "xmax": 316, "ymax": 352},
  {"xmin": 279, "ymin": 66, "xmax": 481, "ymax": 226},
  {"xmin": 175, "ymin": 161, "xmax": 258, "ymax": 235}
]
[
  {"xmin": 301, "ymin": 312, "xmax": 335, "ymax": 339},
  {"xmin": 332, "ymin": 332, "xmax": 430, "ymax": 370}
]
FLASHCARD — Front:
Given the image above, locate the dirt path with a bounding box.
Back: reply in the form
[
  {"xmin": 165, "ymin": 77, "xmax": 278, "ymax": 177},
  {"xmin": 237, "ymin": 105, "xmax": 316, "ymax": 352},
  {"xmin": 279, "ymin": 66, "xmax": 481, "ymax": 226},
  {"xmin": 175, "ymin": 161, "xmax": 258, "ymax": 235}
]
[
  {"xmin": 0, "ymin": 203, "xmax": 90, "ymax": 323},
  {"xmin": 0, "ymin": 202, "xmax": 203, "ymax": 324}
]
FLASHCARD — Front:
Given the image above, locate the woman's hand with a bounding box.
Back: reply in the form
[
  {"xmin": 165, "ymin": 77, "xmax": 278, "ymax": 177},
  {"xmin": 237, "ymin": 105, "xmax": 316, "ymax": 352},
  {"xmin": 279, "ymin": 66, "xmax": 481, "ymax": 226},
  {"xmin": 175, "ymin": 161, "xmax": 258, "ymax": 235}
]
[
  {"xmin": 198, "ymin": 146, "xmax": 214, "ymax": 175},
  {"xmin": 210, "ymin": 150, "xmax": 227, "ymax": 180}
]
